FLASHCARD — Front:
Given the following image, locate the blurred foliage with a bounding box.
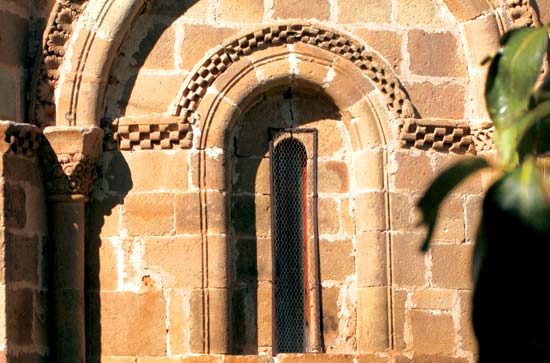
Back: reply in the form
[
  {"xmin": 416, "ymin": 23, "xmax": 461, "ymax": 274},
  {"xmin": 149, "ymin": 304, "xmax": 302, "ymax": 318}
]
[{"xmin": 417, "ymin": 26, "xmax": 550, "ymax": 361}]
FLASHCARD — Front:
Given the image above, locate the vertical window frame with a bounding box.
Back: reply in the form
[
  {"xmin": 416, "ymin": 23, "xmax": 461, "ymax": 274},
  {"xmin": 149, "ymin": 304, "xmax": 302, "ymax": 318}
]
[{"xmin": 268, "ymin": 127, "xmax": 322, "ymax": 355}]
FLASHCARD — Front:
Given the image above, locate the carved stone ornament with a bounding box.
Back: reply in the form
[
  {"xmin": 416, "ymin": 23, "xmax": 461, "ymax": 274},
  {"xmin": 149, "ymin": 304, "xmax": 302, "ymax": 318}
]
[
  {"xmin": 0, "ymin": 121, "xmax": 42, "ymax": 157},
  {"xmin": 104, "ymin": 116, "xmax": 193, "ymax": 152},
  {"xmin": 30, "ymin": 0, "xmax": 88, "ymax": 129},
  {"xmin": 40, "ymin": 126, "xmax": 103, "ymax": 196},
  {"xmin": 506, "ymin": 0, "xmax": 540, "ymax": 28},
  {"xmin": 108, "ymin": 22, "xmax": 415, "ymax": 152},
  {"xmin": 41, "ymin": 152, "xmax": 99, "ymax": 196},
  {"xmin": 472, "ymin": 125, "xmax": 496, "ymax": 152},
  {"xmin": 398, "ymin": 119, "xmax": 475, "ymax": 153},
  {"xmin": 398, "ymin": 119, "xmax": 496, "ymax": 154},
  {"xmin": 173, "ymin": 23, "xmax": 415, "ymax": 123}
]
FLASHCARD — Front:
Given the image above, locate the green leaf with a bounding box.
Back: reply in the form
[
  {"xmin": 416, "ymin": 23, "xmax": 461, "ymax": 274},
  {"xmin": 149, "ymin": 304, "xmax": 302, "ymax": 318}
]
[
  {"xmin": 417, "ymin": 158, "xmax": 491, "ymax": 251},
  {"xmin": 485, "ymin": 27, "xmax": 548, "ymax": 130},
  {"xmin": 493, "ymin": 157, "xmax": 550, "ymax": 233},
  {"xmin": 516, "ymin": 100, "xmax": 550, "ymax": 158},
  {"xmin": 496, "ymin": 100, "xmax": 550, "ymax": 166}
]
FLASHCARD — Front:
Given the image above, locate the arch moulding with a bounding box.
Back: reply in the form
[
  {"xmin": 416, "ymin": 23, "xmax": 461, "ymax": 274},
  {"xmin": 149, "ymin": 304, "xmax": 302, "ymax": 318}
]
[
  {"xmin": 184, "ymin": 24, "xmax": 398, "ymax": 355},
  {"xmin": 111, "ymin": 22, "xmax": 477, "ymax": 154},
  {"xmin": 33, "ymin": 0, "xmax": 547, "ymax": 154}
]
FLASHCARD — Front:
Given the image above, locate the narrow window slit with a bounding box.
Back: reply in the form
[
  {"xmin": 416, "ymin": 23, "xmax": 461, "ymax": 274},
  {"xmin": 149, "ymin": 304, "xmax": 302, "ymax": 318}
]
[{"xmin": 269, "ymin": 128, "xmax": 322, "ymax": 354}]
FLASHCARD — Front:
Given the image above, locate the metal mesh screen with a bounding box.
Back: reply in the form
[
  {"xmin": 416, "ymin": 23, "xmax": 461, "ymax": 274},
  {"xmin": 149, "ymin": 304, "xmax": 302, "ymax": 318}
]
[{"xmin": 269, "ymin": 128, "xmax": 319, "ymax": 353}]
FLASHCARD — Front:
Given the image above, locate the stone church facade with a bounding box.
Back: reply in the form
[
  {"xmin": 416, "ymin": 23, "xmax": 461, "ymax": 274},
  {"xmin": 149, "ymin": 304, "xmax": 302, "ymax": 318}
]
[{"xmin": 0, "ymin": 0, "xmax": 548, "ymax": 362}]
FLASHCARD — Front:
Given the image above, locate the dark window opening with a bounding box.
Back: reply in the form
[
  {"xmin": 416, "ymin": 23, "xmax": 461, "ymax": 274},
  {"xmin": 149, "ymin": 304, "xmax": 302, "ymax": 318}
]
[{"xmin": 269, "ymin": 128, "xmax": 322, "ymax": 354}]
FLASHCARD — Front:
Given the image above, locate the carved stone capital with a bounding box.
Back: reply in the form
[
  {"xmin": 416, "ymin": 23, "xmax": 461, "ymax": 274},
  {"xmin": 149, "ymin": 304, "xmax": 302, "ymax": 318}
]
[{"xmin": 41, "ymin": 126, "xmax": 104, "ymax": 197}]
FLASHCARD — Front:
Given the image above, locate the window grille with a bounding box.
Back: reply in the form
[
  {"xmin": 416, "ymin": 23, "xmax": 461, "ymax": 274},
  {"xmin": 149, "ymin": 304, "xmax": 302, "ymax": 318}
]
[{"xmin": 269, "ymin": 128, "xmax": 322, "ymax": 354}]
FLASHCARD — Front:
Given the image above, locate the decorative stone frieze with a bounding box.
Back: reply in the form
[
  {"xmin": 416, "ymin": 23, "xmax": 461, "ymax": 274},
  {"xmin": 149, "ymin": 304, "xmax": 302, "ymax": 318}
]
[
  {"xmin": 398, "ymin": 118, "xmax": 475, "ymax": 154},
  {"xmin": 173, "ymin": 23, "xmax": 415, "ymax": 124},
  {"xmin": 506, "ymin": 0, "xmax": 539, "ymax": 28},
  {"xmin": 109, "ymin": 22, "xmax": 416, "ymax": 152},
  {"xmin": 0, "ymin": 121, "xmax": 42, "ymax": 157},
  {"xmin": 30, "ymin": 0, "xmax": 88, "ymax": 129},
  {"xmin": 471, "ymin": 124, "xmax": 496, "ymax": 152},
  {"xmin": 40, "ymin": 126, "xmax": 103, "ymax": 197},
  {"xmin": 105, "ymin": 116, "xmax": 193, "ymax": 151}
]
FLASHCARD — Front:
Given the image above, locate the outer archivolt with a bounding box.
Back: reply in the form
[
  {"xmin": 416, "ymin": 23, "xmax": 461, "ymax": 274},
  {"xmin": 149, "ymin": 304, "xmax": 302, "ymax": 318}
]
[{"xmin": 30, "ymin": 0, "xmax": 89, "ymax": 129}]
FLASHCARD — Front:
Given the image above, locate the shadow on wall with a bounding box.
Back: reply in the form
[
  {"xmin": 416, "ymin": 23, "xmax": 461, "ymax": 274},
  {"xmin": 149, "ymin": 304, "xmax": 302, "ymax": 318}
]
[
  {"xmin": 2, "ymin": 151, "xmax": 49, "ymax": 361},
  {"xmin": 103, "ymin": 0, "xmax": 198, "ymax": 119},
  {"xmin": 86, "ymin": 0, "xmax": 195, "ymax": 358},
  {"xmin": 85, "ymin": 151, "xmax": 132, "ymax": 361}
]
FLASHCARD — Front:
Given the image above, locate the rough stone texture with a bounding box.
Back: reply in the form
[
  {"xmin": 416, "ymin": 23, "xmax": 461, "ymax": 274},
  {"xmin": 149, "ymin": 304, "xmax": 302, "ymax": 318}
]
[
  {"xmin": 461, "ymin": 14, "xmax": 501, "ymax": 69},
  {"xmin": 216, "ymin": 0, "xmax": 264, "ymax": 23},
  {"xmin": 394, "ymin": 150, "xmax": 435, "ymax": 191},
  {"xmin": 234, "ymin": 157, "xmax": 270, "ymax": 194},
  {"xmin": 0, "ymin": 10, "xmax": 28, "ymax": 66},
  {"xmin": 278, "ymin": 354, "xmax": 355, "ymax": 363},
  {"xmin": 168, "ymin": 293, "xmax": 189, "ymax": 355},
  {"xmin": 4, "ymin": 183, "xmax": 26, "ymax": 229},
  {"xmin": 352, "ymin": 30, "xmax": 403, "ymax": 74},
  {"xmin": 443, "ymin": 0, "xmax": 491, "ymax": 21},
  {"xmin": 405, "ymin": 82, "xmax": 466, "ymax": 119},
  {"xmin": 539, "ymin": 0, "xmax": 550, "ymax": 23},
  {"xmin": 140, "ymin": 20, "xmax": 176, "ymax": 70},
  {"xmin": 94, "ymin": 238, "xmax": 118, "ymax": 290},
  {"xmin": 180, "ymin": 25, "xmax": 237, "ymax": 71},
  {"xmin": 412, "ymin": 289, "xmax": 454, "ymax": 311},
  {"xmin": 272, "ymin": 0, "xmax": 330, "ymax": 20},
  {"xmin": 411, "ymin": 310, "xmax": 456, "ymax": 355},
  {"xmin": 122, "ymin": 193, "xmax": 174, "ymax": 236},
  {"xmin": 408, "ymin": 30, "xmax": 467, "ymax": 77},
  {"xmin": 123, "ymin": 150, "xmax": 189, "ymax": 192},
  {"xmin": 100, "ymin": 291, "xmax": 166, "ymax": 356},
  {"xmin": 6, "ymin": 288, "xmax": 33, "ymax": 346},
  {"xmin": 398, "ymin": 356, "xmax": 469, "ymax": 363},
  {"xmin": 458, "ymin": 290, "xmax": 477, "ymax": 353},
  {"xmin": 318, "ymin": 198, "xmax": 340, "ymax": 234},
  {"xmin": 356, "ymin": 355, "xmax": 388, "ymax": 363},
  {"xmin": 393, "ymin": 290, "xmax": 408, "ymax": 351},
  {"xmin": 357, "ymin": 287, "xmax": 389, "ymax": 352},
  {"xmin": 125, "ymin": 73, "xmax": 187, "ymax": 115},
  {"xmin": 431, "ymin": 195, "xmax": 465, "ymax": 242},
  {"xmin": 0, "ymin": 68, "xmax": 18, "ymax": 120},
  {"xmin": 393, "ymin": 232, "xmax": 427, "ymax": 287},
  {"xmin": 353, "ymin": 150, "xmax": 384, "ymax": 191},
  {"xmin": 321, "ymin": 287, "xmax": 340, "ymax": 351},
  {"xmin": 355, "ymin": 192, "xmax": 386, "ymax": 232},
  {"xmin": 318, "ymin": 161, "xmax": 350, "ymax": 193},
  {"xmin": 175, "ymin": 193, "xmax": 202, "ymax": 234},
  {"xmin": 339, "ymin": 0, "xmax": 392, "ymax": 23},
  {"xmin": 389, "ymin": 192, "xmax": 417, "ymax": 230},
  {"xmin": 356, "ymin": 232, "xmax": 387, "ymax": 287},
  {"xmin": 144, "ymin": 236, "xmax": 203, "ymax": 288},
  {"xmin": 224, "ymin": 356, "xmax": 272, "ymax": 363},
  {"xmin": 138, "ymin": 356, "xmax": 222, "ymax": 363},
  {"xmin": 320, "ymin": 238, "xmax": 354, "ymax": 281},
  {"xmin": 431, "ymin": 244, "xmax": 473, "ymax": 290},
  {"xmin": 463, "ymin": 195, "xmax": 481, "ymax": 244},
  {"xmin": 5, "ymin": 233, "xmax": 38, "ymax": 285},
  {"xmin": 397, "ymin": 0, "xmax": 447, "ymax": 26}
]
